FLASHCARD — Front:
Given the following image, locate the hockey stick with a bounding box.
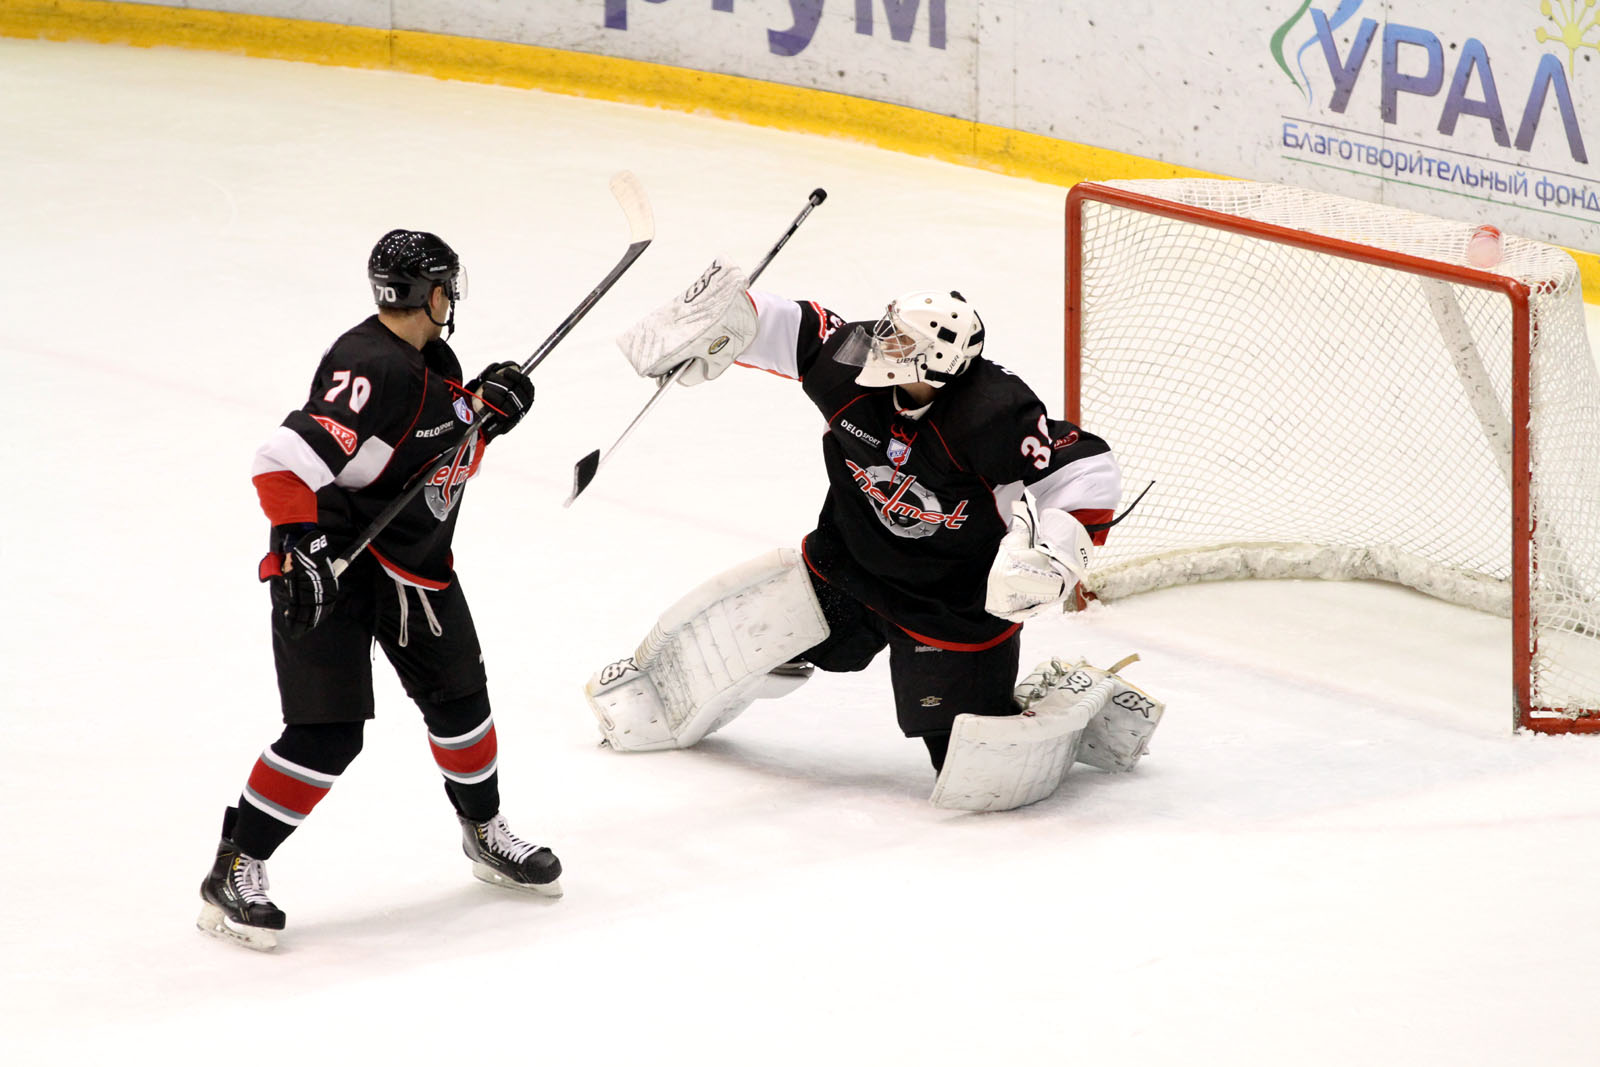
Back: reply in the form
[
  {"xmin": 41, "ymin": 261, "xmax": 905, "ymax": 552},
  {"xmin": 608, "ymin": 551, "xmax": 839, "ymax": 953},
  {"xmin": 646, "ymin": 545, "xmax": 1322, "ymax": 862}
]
[
  {"xmin": 564, "ymin": 187, "xmax": 828, "ymax": 506},
  {"xmin": 329, "ymin": 171, "xmax": 654, "ymax": 578}
]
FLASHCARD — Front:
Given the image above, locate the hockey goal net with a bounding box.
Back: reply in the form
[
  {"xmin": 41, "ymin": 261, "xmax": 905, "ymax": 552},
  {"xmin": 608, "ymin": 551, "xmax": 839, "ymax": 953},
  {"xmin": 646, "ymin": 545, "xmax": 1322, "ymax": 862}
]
[{"xmin": 1066, "ymin": 179, "xmax": 1600, "ymax": 734}]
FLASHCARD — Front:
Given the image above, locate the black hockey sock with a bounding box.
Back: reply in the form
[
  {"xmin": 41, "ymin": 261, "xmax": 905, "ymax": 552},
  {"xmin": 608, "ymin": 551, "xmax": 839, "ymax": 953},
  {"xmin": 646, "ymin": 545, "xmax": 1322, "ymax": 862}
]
[
  {"xmin": 230, "ymin": 722, "xmax": 365, "ymax": 860},
  {"xmin": 420, "ymin": 689, "xmax": 501, "ymax": 822},
  {"xmin": 923, "ymin": 731, "xmax": 951, "ymax": 773}
]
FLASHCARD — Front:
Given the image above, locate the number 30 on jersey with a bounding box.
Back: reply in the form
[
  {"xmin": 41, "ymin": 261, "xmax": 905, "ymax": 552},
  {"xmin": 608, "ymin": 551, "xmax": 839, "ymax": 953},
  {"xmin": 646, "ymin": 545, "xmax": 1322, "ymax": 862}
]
[{"xmin": 1020, "ymin": 415, "xmax": 1051, "ymax": 470}]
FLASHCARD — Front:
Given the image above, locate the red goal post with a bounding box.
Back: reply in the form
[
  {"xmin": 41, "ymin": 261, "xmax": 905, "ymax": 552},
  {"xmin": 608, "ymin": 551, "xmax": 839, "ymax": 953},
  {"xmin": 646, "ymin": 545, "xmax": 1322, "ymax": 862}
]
[{"xmin": 1065, "ymin": 179, "xmax": 1600, "ymax": 734}]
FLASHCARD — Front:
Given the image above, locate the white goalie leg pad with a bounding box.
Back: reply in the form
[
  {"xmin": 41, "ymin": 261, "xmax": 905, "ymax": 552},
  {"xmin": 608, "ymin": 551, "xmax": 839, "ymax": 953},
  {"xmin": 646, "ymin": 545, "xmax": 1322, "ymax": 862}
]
[
  {"xmin": 585, "ymin": 548, "xmax": 829, "ymax": 752},
  {"xmin": 1067, "ymin": 658, "xmax": 1166, "ymax": 771},
  {"xmin": 930, "ymin": 659, "xmax": 1106, "ymax": 812},
  {"xmin": 930, "ymin": 654, "xmax": 1164, "ymax": 811}
]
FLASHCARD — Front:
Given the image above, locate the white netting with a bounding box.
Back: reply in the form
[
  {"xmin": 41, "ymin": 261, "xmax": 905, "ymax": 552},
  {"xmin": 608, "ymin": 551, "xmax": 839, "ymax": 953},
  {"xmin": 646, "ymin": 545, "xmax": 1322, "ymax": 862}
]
[{"xmin": 1072, "ymin": 179, "xmax": 1600, "ymax": 726}]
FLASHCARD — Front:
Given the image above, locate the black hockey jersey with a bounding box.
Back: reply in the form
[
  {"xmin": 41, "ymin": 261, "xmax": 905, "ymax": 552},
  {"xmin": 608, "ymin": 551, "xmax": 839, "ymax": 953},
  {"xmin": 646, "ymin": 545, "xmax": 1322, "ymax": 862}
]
[
  {"xmin": 737, "ymin": 295, "xmax": 1122, "ymax": 648},
  {"xmin": 251, "ymin": 315, "xmax": 487, "ymax": 589}
]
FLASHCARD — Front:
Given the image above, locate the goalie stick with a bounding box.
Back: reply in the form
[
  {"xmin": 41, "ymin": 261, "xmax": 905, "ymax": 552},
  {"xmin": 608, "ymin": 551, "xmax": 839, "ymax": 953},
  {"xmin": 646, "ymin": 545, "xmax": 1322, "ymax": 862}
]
[
  {"xmin": 330, "ymin": 170, "xmax": 654, "ymax": 578},
  {"xmin": 564, "ymin": 187, "xmax": 828, "ymax": 506}
]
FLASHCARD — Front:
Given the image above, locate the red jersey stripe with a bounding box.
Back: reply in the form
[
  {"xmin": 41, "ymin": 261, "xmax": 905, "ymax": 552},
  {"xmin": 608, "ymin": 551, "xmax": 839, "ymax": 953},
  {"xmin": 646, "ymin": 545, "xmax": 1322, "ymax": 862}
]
[
  {"xmin": 246, "ymin": 759, "xmax": 332, "ymax": 819},
  {"xmin": 252, "ymin": 470, "xmax": 318, "ymax": 526},
  {"xmin": 369, "ymin": 546, "xmax": 452, "ymax": 590},
  {"xmin": 1072, "ymin": 508, "xmax": 1116, "ymax": 547},
  {"xmin": 430, "ymin": 725, "xmax": 499, "ymax": 777}
]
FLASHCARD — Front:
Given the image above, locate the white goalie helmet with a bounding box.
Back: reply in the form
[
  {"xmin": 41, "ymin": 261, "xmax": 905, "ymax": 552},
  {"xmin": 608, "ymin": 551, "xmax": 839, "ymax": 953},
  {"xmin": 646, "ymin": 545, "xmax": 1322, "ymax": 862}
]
[{"xmin": 852, "ymin": 289, "xmax": 986, "ymax": 388}]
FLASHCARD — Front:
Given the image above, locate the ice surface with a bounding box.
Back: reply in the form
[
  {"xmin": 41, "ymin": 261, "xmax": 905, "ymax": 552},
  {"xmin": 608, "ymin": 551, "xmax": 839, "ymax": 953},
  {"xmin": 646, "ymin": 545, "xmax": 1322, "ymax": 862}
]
[{"xmin": 4, "ymin": 38, "xmax": 1600, "ymax": 1066}]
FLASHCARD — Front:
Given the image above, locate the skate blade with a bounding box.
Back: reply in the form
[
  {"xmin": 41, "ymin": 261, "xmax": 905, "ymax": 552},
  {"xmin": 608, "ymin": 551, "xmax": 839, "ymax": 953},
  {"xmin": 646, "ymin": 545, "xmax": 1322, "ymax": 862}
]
[
  {"xmin": 471, "ymin": 863, "xmax": 563, "ymax": 898},
  {"xmin": 196, "ymin": 902, "xmax": 279, "ymax": 951}
]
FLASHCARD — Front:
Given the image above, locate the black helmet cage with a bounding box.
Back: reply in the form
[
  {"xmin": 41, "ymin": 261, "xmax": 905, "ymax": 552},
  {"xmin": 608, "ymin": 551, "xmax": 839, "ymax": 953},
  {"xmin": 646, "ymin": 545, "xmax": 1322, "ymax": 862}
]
[{"xmin": 367, "ymin": 229, "xmax": 465, "ymax": 313}]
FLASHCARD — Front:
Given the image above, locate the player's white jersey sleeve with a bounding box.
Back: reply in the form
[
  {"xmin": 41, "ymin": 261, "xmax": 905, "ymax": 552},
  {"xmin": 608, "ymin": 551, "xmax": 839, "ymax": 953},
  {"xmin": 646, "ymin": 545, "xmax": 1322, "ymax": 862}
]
[
  {"xmin": 1026, "ymin": 450, "xmax": 1122, "ymax": 516},
  {"xmin": 734, "ymin": 289, "xmax": 805, "ymax": 380},
  {"xmin": 253, "ymin": 425, "xmax": 337, "ymax": 492}
]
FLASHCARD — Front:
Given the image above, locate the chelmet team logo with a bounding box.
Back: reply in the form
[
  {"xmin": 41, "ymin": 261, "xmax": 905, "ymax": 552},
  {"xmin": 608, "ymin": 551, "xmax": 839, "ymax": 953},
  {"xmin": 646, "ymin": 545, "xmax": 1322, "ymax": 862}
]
[
  {"xmin": 845, "ymin": 460, "xmax": 968, "ymax": 539},
  {"xmin": 423, "ymin": 436, "xmax": 482, "ymax": 520}
]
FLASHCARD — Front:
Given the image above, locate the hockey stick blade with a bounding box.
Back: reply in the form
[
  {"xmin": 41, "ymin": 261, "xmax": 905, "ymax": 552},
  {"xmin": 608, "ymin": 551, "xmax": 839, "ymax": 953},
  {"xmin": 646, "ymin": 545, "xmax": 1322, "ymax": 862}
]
[
  {"xmin": 564, "ymin": 187, "xmax": 827, "ymax": 508},
  {"xmin": 331, "ymin": 172, "xmax": 655, "ymax": 575},
  {"xmin": 568, "ymin": 449, "xmax": 601, "ymax": 505},
  {"xmin": 521, "ymin": 170, "xmax": 655, "ymax": 377}
]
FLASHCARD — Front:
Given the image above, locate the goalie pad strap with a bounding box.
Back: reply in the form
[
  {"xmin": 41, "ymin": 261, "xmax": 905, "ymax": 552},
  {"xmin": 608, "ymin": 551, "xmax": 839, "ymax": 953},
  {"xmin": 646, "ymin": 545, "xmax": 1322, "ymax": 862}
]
[{"xmin": 586, "ymin": 548, "xmax": 830, "ymax": 752}]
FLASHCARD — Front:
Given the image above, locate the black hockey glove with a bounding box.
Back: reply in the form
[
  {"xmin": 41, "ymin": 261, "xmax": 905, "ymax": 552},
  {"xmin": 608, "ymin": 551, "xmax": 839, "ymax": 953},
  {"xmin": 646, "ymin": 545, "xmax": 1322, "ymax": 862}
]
[
  {"xmin": 469, "ymin": 361, "xmax": 534, "ymax": 442},
  {"xmin": 260, "ymin": 525, "xmax": 341, "ymax": 638}
]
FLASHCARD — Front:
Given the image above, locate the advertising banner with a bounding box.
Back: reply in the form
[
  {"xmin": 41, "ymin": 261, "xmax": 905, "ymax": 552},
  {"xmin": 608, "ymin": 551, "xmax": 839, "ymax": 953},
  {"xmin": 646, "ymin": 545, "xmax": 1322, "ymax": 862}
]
[{"xmin": 53, "ymin": 1, "xmax": 1600, "ymax": 251}]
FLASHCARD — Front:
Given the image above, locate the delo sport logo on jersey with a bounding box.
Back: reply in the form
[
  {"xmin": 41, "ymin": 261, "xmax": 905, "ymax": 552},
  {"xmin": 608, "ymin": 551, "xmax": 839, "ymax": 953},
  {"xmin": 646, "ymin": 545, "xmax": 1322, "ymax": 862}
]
[
  {"xmin": 839, "ymin": 419, "xmax": 881, "ymax": 448},
  {"xmin": 845, "ymin": 460, "xmax": 968, "ymax": 538},
  {"xmin": 1273, "ymin": 2, "xmax": 1595, "ymax": 222}
]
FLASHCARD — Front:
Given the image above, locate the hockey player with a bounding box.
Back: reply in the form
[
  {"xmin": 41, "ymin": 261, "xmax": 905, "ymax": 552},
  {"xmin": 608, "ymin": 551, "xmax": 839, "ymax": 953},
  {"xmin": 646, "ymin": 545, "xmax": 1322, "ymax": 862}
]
[
  {"xmin": 198, "ymin": 230, "xmax": 560, "ymax": 951},
  {"xmin": 585, "ymin": 261, "xmax": 1164, "ymax": 811}
]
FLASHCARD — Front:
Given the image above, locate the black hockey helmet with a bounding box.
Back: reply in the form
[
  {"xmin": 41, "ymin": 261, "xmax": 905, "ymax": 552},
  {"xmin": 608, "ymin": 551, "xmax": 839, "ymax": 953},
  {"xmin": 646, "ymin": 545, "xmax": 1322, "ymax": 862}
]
[{"xmin": 367, "ymin": 229, "xmax": 465, "ymax": 310}]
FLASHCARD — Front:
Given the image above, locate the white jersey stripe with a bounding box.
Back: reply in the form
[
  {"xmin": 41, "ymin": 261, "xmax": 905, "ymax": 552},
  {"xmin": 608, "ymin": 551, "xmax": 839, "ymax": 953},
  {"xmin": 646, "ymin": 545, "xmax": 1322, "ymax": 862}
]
[
  {"xmin": 241, "ymin": 788, "xmax": 306, "ymax": 826},
  {"xmin": 333, "ymin": 434, "xmax": 396, "ymax": 491},
  {"xmin": 252, "ymin": 425, "xmax": 335, "ymax": 491},
  {"xmin": 992, "ymin": 450, "xmax": 1123, "ymax": 526},
  {"xmin": 438, "ymin": 758, "xmax": 498, "ymax": 785},
  {"xmin": 260, "ymin": 748, "xmax": 339, "ymax": 787},
  {"xmin": 738, "ymin": 290, "xmax": 804, "ymax": 380},
  {"xmin": 429, "ymin": 715, "xmax": 494, "ymax": 748}
]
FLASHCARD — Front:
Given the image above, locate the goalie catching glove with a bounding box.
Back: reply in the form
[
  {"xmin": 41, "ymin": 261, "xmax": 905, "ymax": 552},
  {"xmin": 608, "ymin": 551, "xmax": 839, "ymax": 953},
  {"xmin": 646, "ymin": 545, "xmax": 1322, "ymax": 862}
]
[
  {"xmin": 984, "ymin": 496, "xmax": 1094, "ymax": 622},
  {"xmin": 617, "ymin": 259, "xmax": 758, "ymax": 386}
]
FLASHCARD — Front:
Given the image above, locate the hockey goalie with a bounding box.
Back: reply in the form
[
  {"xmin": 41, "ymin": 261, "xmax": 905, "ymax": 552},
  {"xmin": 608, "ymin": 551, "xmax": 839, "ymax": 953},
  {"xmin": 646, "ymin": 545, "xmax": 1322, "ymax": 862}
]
[{"xmin": 585, "ymin": 262, "xmax": 1166, "ymax": 811}]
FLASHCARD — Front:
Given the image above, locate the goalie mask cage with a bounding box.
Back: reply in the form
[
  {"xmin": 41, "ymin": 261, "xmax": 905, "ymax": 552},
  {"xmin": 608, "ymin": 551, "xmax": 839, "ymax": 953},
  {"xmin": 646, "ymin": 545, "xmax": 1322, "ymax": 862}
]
[{"xmin": 1066, "ymin": 179, "xmax": 1600, "ymax": 734}]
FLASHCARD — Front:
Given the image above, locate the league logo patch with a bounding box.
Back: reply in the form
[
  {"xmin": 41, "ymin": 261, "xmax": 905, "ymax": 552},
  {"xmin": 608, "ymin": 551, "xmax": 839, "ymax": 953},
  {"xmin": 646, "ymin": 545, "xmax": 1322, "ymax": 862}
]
[
  {"xmin": 311, "ymin": 415, "xmax": 357, "ymax": 456},
  {"xmin": 887, "ymin": 425, "xmax": 915, "ymax": 465},
  {"xmin": 452, "ymin": 396, "xmax": 474, "ymax": 425}
]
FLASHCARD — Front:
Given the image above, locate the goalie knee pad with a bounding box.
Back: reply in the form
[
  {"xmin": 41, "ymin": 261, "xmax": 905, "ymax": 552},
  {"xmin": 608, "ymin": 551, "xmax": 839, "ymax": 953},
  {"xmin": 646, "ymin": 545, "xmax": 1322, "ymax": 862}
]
[
  {"xmin": 929, "ymin": 654, "xmax": 1165, "ymax": 811},
  {"xmin": 585, "ymin": 549, "xmax": 830, "ymax": 752}
]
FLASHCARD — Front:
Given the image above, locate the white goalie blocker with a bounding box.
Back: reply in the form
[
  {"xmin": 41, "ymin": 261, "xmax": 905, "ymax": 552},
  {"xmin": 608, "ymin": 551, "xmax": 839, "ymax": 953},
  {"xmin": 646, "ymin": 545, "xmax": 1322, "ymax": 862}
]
[
  {"xmin": 930, "ymin": 654, "xmax": 1166, "ymax": 812},
  {"xmin": 585, "ymin": 548, "xmax": 829, "ymax": 752}
]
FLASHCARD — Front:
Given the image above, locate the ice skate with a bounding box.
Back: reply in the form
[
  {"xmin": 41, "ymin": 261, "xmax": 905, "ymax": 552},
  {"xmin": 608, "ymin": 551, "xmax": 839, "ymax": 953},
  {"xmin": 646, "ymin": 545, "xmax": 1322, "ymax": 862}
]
[
  {"xmin": 196, "ymin": 840, "xmax": 286, "ymax": 951},
  {"xmin": 459, "ymin": 814, "xmax": 563, "ymax": 897}
]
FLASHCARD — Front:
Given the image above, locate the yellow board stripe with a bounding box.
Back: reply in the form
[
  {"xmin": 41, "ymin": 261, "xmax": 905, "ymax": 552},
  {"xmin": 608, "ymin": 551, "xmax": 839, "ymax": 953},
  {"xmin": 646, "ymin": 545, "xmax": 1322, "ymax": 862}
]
[{"xmin": 4, "ymin": 0, "xmax": 1596, "ymax": 299}]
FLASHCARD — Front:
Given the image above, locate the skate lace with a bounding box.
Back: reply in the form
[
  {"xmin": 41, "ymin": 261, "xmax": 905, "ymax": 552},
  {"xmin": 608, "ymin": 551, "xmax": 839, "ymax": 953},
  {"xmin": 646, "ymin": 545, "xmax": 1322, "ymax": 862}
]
[
  {"xmin": 231, "ymin": 855, "xmax": 273, "ymax": 906},
  {"xmin": 484, "ymin": 814, "xmax": 540, "ymax": 862}
]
